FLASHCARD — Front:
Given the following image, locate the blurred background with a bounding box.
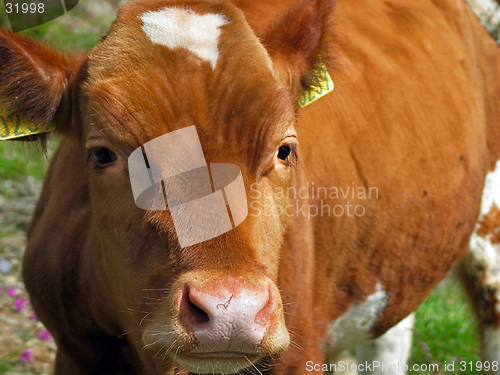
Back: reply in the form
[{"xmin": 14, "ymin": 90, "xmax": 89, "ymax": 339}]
[{"xmin": 0, "ymin": 0, "xmax": 487, "ymax": 373}]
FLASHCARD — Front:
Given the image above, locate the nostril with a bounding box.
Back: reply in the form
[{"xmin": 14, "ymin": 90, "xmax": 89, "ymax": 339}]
[
  {"xmin": 179, "ymin": 286, "xmax": 211, "ymax": 329},
  {"xmin": 187, "ymin": 294, "xmax": 210, "ymax": 325}
]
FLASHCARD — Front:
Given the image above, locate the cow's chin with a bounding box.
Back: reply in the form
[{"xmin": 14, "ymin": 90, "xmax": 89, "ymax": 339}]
[{"xmin": 174, "ymin": 352, "xmax": 261, "ymax": 374}]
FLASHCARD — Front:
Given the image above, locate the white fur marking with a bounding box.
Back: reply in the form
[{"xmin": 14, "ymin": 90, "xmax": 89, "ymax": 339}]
[
  {"xmin": 140, "ymin": 7, "xmax": 229, "ymax": 69},
  {"xmin": 465, "ymin": 0, "xmax": 500, "ymax": 42},
  {"xmin": 356, "ymin": 313, "xmax": 415, "ymax": 374},
  {"xmin": 467, "ymin": 160, "xmax": 500, "ymax": 371},
  {"xmin": 479, "ymin": 160, "xmax": 500, "ymax": 218},
  {"xmin": 327, "ymin": 282, "xmax": 388, "ymax": 352},
  {"xmin": 469, "ymin": 234, "xmax": 500, "ymax": 315},
  {"xmin": 469, "ymin": 160, "xmax": 500, "ymax": 314}
]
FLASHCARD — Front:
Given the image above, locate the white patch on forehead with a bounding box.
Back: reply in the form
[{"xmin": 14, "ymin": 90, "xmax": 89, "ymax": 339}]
[
  {"xmin": 326, "ymin": 281, "xmax": 388, "ymax": 353},
  {"xmin": 139, "ymin": 7, "xmax": 229, "ymax": 69}
]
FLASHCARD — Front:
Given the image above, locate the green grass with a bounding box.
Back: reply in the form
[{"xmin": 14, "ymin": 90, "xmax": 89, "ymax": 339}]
[
  {"xmin": 0, "ymin": 142, "xmax": 49, "ymax": 182},
  {"xmin": 0, "ymin": 350, "xmax": 19, "ymax": 373},
  {"xmin": 409, "ymin": 279, "xmax": 484, "ymax": 374},
  {"xmin": 0, "ymin": 358, "xmax": 15, "ymax": 373},
  {"xmin": 19, "ymin": 22, "xmax": 103, "ymax": 52}
]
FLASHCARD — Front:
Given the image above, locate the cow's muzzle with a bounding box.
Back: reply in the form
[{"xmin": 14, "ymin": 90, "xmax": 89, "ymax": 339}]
[{"xmin": 142, "ymin": 273, "xmax": 289, "ymax": 374}]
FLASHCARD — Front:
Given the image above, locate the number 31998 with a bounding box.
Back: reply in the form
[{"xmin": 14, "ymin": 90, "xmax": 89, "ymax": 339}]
[
  {"xmin": 459, "ymin": 361, "xmax": 499, "ymax": 372},
  {"xmin": 5, "ymin": 3, "xmax": 45, "ymax": 13}
]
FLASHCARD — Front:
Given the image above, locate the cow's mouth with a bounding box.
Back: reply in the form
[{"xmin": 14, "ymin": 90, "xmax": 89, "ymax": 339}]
[
  {"xmin": 175, "ymin": 352, "xmax": 261, "ymax": 374},
  {"xmin": 188, "ymin": 351, "xmax": 259, "ymax": 358}
]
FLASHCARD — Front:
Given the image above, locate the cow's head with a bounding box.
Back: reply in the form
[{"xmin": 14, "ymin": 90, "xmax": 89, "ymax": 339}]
[{"xmin": 0, "ymin": 0, "xmax": 332, "ymax": 372}]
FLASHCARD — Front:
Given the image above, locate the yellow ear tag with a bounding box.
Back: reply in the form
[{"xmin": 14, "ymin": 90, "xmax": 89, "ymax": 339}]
[
  {"xmin": 0, "ymin": 102, "xmax": 56, "ymax": 140},
  {"xmin": 298, "ymin": 62, "xmax": 334, "ymax": 108}
]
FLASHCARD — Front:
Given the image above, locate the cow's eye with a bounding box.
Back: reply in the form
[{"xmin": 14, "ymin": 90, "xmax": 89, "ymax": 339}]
[
  {"xmin": 276, "ymin": 143, "xmax": 298, "ymax": 168},
  {"xmin": 91, "ymin": 147, "xmax": 117, "ymax": 167},
  {"xmin": 277, "ymin": 145, "xmax": 292, "ymax": 160}
]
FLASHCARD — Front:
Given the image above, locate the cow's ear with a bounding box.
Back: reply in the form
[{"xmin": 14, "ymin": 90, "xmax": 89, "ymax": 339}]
[
  {"xmin": 258, "ymin": 0, "xmax": 334, "ymax": 96},
  {"xmin": 0, "ymin": 30, "xmax": 87, "ymax": 142}
]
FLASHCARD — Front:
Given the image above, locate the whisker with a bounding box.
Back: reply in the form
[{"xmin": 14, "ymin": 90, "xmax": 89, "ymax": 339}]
[{"xmin": 244, "ymin": 356, "xmax": 264, "ymax": 375}]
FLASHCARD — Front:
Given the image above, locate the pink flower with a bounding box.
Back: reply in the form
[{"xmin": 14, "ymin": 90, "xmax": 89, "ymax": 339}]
[
  {"xmin": 19, "ymin": 348, "xmax": 34, "ymax": 363},
  {"xmin": 37, "ymin": 329, "xmax": 52, "ymax": 341},
  {"xmin": 7, "ymin": 287, "xmax": 17, "ymax": 298},
  {"xmin": 29, "ymin": 313, "xmax": 37, "ymax": 320},
  {"xmin": 14, "ymin": 297, "xmax": 29, "ymax": 312}
]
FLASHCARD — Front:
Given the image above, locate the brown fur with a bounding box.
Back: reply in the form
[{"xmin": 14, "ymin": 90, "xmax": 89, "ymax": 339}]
[{"xmin": 478, "ymin": 204, "xmax": 500, "ymax": 243}]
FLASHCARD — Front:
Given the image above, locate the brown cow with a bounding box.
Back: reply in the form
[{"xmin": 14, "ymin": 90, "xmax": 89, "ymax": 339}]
[{"xmin": 1, "ymin": 0, "xmax": 500, "ymax": 374}]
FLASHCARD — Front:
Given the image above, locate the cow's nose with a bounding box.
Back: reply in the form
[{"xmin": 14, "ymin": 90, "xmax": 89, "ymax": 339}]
[{"xmin": 179, "ymin": 281, "xmax": 275, "ymax": 351}]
